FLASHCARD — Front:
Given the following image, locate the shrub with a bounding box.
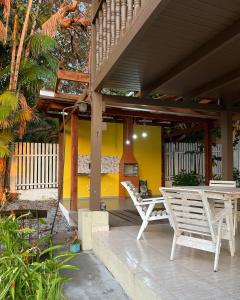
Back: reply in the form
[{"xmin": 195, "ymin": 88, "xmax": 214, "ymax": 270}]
[
  {"xmin": 173, "ymin": 170, "xmax": 200, "ymax": 186},
  {"xmin": 0, "ymin": 212, "xmax": 78, "ymax": 300}
]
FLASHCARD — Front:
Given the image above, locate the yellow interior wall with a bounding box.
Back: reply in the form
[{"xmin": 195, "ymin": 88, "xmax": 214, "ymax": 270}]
[
  {"xmin": 63, "ymin": 120, "xmax": 123, "ymax": 199},
  {"xmin": 133, "ymin": 125, "xmax": 162, "ymax": 195},
  {"xmin": 63, "ymin": 120, "xmax": 162, "ymax": 204}
]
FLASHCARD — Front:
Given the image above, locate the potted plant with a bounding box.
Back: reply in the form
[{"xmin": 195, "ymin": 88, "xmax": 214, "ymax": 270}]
[{"xmin": 68, "ymin": 229, "xmax": 81, "ymax": 253}]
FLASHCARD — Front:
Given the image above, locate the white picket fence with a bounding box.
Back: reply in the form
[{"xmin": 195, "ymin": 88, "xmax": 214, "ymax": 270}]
[
  {"xmin": 164, "ymin": 142, "xmax": 240, "ymax": 181},
  {"xmin": 12, "ymin": 143, "xmax": 58, "ymax": 190}
]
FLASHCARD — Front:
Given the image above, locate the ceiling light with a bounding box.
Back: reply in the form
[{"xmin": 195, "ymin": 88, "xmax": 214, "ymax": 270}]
[
  {"xmin": 142, "ymin": 132, "xmax": 148, "ymax": 138},
  {"xmin": 132, "ymin": 134, "xmax": 138, "ymax": 140},
  {"xmin": 126, "ymin": 140, "xmax": 131, "ymax": 145}
]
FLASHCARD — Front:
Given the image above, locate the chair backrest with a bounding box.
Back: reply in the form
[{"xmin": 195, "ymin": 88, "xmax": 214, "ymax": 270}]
[
  {"xmin": 121, "ymin": 181, "xmax": 143, "ymax": 206},
  {"xmin": 209, "ymin": 180, "xmax": 236, "ymax": 188},
  {"xmin": 161, "ymin": 187, "xmax": 216, "ymax": 242}
]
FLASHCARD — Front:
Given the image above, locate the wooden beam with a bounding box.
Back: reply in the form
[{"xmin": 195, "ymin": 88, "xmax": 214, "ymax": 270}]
[
  {"xmin": 105, "ymin": 107, "xmax": 215, "ymax": 123},
  {"xmin": 90, "ymin": 92, "xmax": 103, "ymax": 210},
  {"xmin": 161, "ymin": 130, "xmax": 165, "ymax": 187},
  {"xmin": 221, "ymin": 110, "xmax": 233, "ymax": 180},
  {"xmin": 57, "ymin": 70, "xmax": 90, "ymax": 83},
  {"xmin": 54, "ymin": 92, "xmax": 83, "ymax": 102},
  {"xmin": 204, "ymin": 122, "xmax": 212, "ymax": 185},
  {"xmin": 70, "ymin": 112, "xmax": 78, "ymax": 211},
  {"xmin": 167, "ymin": 124, "xmax": 204, "ymax": 137},
  {"xmin": 142, "ymin": 17, "xmax": 240, "ymax": 94},
  {"xmin": 103, "ymin": 94, "xmax": 223, "ymax": 112},
  {"xmin": 186, "ymin": 68, "xmax": 240, "ymax": 99}
]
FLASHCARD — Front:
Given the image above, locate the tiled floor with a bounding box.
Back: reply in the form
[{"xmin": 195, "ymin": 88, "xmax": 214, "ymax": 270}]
[{"xmin": 93, "ymin": 224, "xmax": 240, "ymax": 300}]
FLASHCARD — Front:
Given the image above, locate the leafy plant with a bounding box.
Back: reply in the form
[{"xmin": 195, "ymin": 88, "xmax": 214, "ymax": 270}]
[
  {"xmin": 0, "ymin": 212, "xmax": 78, "ymax": 300},
  {"xmin": 233, "ymin": 168, "xmax": 240, "ymax": 187},
  {"xmin": 173, "ymin": 170, "xmax": 201, "ymax": 186},
  {"xmin": 67, "ymin": 229, "xmax": 80, "ymax": 245}
]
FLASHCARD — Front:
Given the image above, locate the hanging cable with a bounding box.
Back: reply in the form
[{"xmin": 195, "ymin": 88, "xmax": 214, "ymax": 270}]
[{"xmin": 50, "ymin": 105, "xmax": 75, "ymax": 236}]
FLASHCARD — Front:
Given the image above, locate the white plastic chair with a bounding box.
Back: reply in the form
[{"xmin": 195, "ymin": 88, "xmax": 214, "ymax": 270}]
[
  {"xmin": 121, "ymin": 181, "xmax": 168, "ymax": 240},
  {"xmin": 161, "ymin": 187, "xmax": 229, "ymax": 271},
  {"xmin": 209, "ymin": 180, "xmax": 237, "ymax": 235}
]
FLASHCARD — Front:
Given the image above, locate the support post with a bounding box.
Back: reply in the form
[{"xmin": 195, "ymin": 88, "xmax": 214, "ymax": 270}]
[
  {"xmin": 58, "ymin": 124, "xmax": 64, "ymax": 202},
  {"xmin": 161, "ymin": 128, "xmax": 165, "ymax": 187},
  {"xmin": 221, "ymin": 111, "xmax": 233, "ymax": 180},
  {"xmin": 204, "ymin": 121, "xmax": 212, "ymax": 185},
  {"xmin": 90, "ymin": 92, "xmax": 103, "ymax": 211},
  {"xmin": 70, "ymin": 112, "xmax": 78, "ymax": 211}
]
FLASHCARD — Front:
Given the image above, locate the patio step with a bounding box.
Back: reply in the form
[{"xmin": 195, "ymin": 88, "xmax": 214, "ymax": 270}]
[
  {"xmin": 92, "ymin": 228, "xmax": 174, "ymax": 300},
  {"xmin": 92, "ymin": 225, "xmax": 240, "ymax": 300}
]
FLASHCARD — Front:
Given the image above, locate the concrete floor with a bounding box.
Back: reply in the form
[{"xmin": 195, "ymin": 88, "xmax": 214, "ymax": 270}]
[
  {"xmin": 61, "ymin": 252, "xmax": 129, "ymax": 300},
  {"xmin": 93, "ymin": 224, "xmax": 240, "ymax": 300}
]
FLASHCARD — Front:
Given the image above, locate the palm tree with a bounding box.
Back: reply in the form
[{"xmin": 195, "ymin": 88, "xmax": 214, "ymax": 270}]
[
  {"xmin": 0, "ymin": 0, "xmax": 91, "ymax": 202},
  {"xmin": 0, "ymin": 0, "xmax": 59, "ymax": 202}
]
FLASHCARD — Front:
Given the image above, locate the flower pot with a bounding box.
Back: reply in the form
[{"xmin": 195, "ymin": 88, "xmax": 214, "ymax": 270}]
[{"xmin": 69, "ymin": 243, "xmax": 81, "ymax": 253}]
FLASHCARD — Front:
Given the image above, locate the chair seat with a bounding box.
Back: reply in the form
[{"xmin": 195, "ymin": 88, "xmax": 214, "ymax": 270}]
[{"xmin": 121, "ymin": 181, "xmax": 168, "ymax": 240}]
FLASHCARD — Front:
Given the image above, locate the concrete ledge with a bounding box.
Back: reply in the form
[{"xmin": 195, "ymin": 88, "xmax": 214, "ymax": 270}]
[
  {"xmin": 78, "ymin": 209, "xmax": 109, "ymax": 251},
  {"xmin": 92, "ymin": 233, "xmax": 165, "ymax": 300},
  {"xmin": 18, "ymin": 189, "xmax": 58, "ymax": 200}
]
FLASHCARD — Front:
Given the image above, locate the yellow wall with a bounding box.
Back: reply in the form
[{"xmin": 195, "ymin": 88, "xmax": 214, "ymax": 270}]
[
  {"xmin": 63, "ymin": 120, "xmax": 162, "ymax": 206},
  {"xmin": 133, "ymin": 125, "xmax": 162, "ymax": 195}
]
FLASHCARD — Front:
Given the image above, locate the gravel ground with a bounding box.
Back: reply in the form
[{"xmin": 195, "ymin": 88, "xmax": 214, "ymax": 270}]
[{"xmin": 1, "ymin": 199, "xmax": 71, "ymax": 238}]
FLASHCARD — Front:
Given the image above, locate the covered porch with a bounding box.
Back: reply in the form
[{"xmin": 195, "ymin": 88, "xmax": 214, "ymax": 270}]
[
  {"xmin": 89, "ymin": 0, "xmax": 240, "ymax": 211},
  {"xmin": 93, "ymin": 223, "xmax": 240, "ymax": 300}
]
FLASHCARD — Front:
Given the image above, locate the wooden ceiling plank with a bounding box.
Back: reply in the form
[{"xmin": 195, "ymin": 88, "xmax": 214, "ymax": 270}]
[
  {"xmin": 103, "ymin": 94, "xmax": 222, "ymax": 112},
  {"xmin": 185, "ymin": 68, "xmax": 240, "ymax": 99},
  {"xmin": 142, "ymin": 17, "xmax": 240, "ymax": 94}
]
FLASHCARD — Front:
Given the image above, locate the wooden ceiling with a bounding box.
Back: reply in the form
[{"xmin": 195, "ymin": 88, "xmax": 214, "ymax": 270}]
[{"xmin": 95, "ymin": 0, "xmax": 240, "ymax": 105}]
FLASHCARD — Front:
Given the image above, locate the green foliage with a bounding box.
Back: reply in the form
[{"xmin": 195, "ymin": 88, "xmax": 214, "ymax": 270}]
[
  {"xmin": 173, "ymin": 170, "xmax": 200, "ymax": 186},
  {"xmin": 29, "ymin": 33, "xmax": 57, "ymax": 58},
  {"xmin": 0, "ymin": 212, "xmax": 78, "ymax": 300},
  {"xmin": 0, "ymin": 91, "xmax": 18, "ymax": 121},
  {"xmin": 18, "ymin": 58, "xmax": 57, "ymax": 93},
  {"xmin": 20, "ymin": 116, "xmax": 59, "ymax": 143},
  {"xmin": 233, "ymin": 168, "xmax": 240, "ymax": 187},
  {"xmin": 0, "ymin": 131, "xmax": 13, "ymax": 157}
]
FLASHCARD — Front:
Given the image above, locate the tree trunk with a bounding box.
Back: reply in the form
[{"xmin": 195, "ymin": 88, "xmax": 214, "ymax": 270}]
[
  {"xmin": 0, "ymin": 158, "xmax": 6, "ymax": 201},
  {"xmin": 9, "ymin": 14, "xmax": 18, "ymax": 90},
  {"xmin": 25, "ymin": 0, "xmax": 42, "ymax": 58},
  {"xmin": 12, "ymin": 0, "xmax": 33, "ymax": 91}
]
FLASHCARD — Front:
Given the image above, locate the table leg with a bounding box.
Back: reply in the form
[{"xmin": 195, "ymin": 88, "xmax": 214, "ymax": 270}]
[{"xmin": 225, "ymin": 197, "xmax": 235, "ymax": 256}]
